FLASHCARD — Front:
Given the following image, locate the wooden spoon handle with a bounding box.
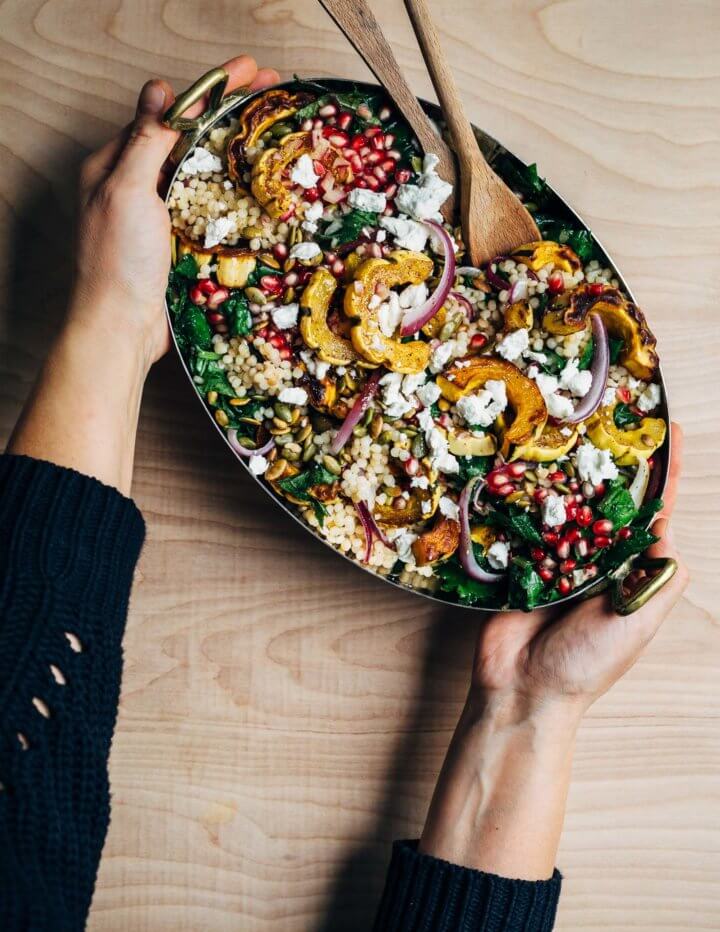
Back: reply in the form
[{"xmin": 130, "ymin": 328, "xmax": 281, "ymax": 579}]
[
  {"xmin": 318, "ymin": 0, "xmax": 456, "ymax": 197},
  {"xmin": 403, "ymin": 0, "xmax": 488, "ymax": 177}
]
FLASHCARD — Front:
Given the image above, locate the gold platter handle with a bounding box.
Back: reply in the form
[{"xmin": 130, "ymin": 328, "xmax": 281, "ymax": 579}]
[{"xmin": 611, "ymin": 555, "xmax": 678, "ymax": 616}]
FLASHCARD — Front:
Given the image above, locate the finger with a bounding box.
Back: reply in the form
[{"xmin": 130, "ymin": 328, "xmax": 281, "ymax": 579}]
[
  {"xmin": 112, "ymin": 79, "xmax": 178, "ymax": 187},
  {"xmin": 251, "ymin": 67, "xmax": 282, "ymax": 90},
  {"xmin": 181, "ymin": 55, "xmax": 260, "ymax": 120}
]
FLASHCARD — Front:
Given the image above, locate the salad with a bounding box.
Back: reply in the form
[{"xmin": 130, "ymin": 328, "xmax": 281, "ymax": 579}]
[{"xmin": 165, "ymin": 78, "xmax": 667, "ymax": 610}]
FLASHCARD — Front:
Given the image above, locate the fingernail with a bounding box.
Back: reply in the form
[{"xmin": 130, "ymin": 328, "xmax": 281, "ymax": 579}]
[{"xmin": 138, "ymin": 80, "xmax": 166, "ymax": 116}]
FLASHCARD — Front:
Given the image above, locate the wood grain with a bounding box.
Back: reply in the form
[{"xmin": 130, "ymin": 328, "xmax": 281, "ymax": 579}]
[{"xmin": 1, "ymin": 1, "xmax": 719, "ymax": 929}]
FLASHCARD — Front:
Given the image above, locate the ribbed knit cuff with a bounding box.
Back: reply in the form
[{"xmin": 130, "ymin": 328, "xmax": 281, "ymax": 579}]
[{"xmin": 373, "ymin": 841, "xmax": 561, "ymax": 932}]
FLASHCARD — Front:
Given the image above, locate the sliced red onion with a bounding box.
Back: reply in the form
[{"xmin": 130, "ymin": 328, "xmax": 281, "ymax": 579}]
[
  {"xmin": 628, "ymin": 458, "xmax": 650, "ymax": 507},
  {"xmin": 471, "ymin": 476, "xmax": 486, "ymax": 512},
  {"xmin": 227, "ymin": 429, "xmax": 275, "ymax": 459},
  {"xmin": 456, "ymin": 266, "xmax": 482, "ymax": 277},
  {"xmin": 485, "ymin": 255, "xmax": 511, "ymax": 292},
  {"xmin": 525, "ymin": 268, "xmax": 539, "ymax": 281},
  {"xmin": 507, "ymin": 278, "xmax": 529, "ymax": 303},
  {"xmin": 355, "ymin": 500, "xmax": 391, "ymax": 563},
  {"xmin": 458, "ymin": 476, "xmax": 505, "ymax": 583},
  {"xmin": 562, "ymin": 314, "xmax": 609, "ymax": 424},
  {"xmin": 399, "ymin": 221, "xmax": 456, "ymax": 336},
  {"xmin": 330, "ymin": 369, "xmax": 383, "ymax": 454},
  {"xmin": 450, "ymin": 290, "xmax": 475, "ymax": 321}
]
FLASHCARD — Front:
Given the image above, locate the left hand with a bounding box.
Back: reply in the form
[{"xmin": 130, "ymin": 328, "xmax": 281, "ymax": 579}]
[{"xmin": 69, "ymin": 56, "xmax": 280, "ymax": 369}]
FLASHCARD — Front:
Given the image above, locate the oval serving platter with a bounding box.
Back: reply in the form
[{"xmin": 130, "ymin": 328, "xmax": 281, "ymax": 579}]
[{"xmin": 163, "ymin": 73, "xmax": 673, "ymax": 613}]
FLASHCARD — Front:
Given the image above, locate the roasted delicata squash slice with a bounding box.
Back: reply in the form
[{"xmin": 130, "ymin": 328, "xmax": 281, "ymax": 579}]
[
  {"xmin": 437, "ymin": 356, "xmax": 547, "ymax": 445},
  {"xmin": 469, "ymin": 524, "xmax": 497, "ymax": 551},
  {"xmin": 300, "ymin": 269, "xmax": 365, "ymax": 367},
  {"xmin": 412, "ymin": 516, "xmax": 460, "ymax": 566},
  {"xmin": 503, "ymin": 300, "xmax": 534, "ymax": 332},
  {"xmin": 586, "ymin": 405, "xmax": 666, "ymax": 466},
  {"xmin": 172, "ymin": 232, "xmax": 258, "ymax": 287},
  {"xmin": 373, "ymin": 486, "xmax": 441, "ymax": 527},
  {"xmin": 510, "ymin": 425, "xmax": 578, "ymax": 462},
  {"xmin": 512, "ymin": 240, "xmax": 582, "ymax": 274},
  {"xmin": 344, "ymin": 251, "xmax": 434, "ymax": 374},
  {"xmin": 543, "ymin": 284, "xmax": 659, "ymax": 380},
  {"xmin": 447, "ymin": 430, "xmax": 497, "ymax": 457},
  {"xmin": 251, "ymin": 132, "xmax": 315, "ymax": 219},
  {"xmin": 227, "ymin": 88, "xmax": 312, "ymax": 186}
]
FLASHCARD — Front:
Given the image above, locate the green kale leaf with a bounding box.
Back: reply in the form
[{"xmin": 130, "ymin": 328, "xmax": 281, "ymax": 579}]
[
  {"xmin": 485, "ymin": 506, "xmax": 544, "ymax": 545},
  {"xmin": 508, "ymin": 557, "xmax": 544, "ymax": 611},
  {"xmin": 613, "ymin": 402, "xmax": 640, "ymax": 429},
  {"xmin": 434, "ymin": 559, "xmax": 504, "ymax": 607},
  {"xmin": 633, "ymin": 497, "xmax": 663, "ymax": 527},
  {"xmin": 609, "ymin": 337, "xmax": 624, "ymax": 365},
  {"xmin": 540, "ymin": 349, "xmax": 566, "ymax": 376},
  {"xmin": 598, "ymin": 527, "xmax": 659, "ymax": 574},
  {"xmin": 225, "ymin": 292, "xmax": 252, "ymax": 337},
  {"xmin": 456, "ymin": 455, "xmax": 493, "ymax": 486},
  {"xmin": 578, "ymin": 337, "xmax": 594, "ymax": 370},
  {"xmin": 173, "ymin": 253, "xmax": 199, "ymax": 280},
  {"xmin": 277, "ymin": 464, "xmax": 337, "ymax": 502},
  {"xmin": 317, "ymin": 208, "xmax": 379, "ymax": 247},
  {"xmin": 598, "ymin": 480, "xmax": 638, "ymax": 529},
  {"xmin": 176, "ymin": 304, "xmax": 212, "ymax": 352},
  {"xmin": 534, "ymin": 216, "xmax": 596, "ymax": 263}
]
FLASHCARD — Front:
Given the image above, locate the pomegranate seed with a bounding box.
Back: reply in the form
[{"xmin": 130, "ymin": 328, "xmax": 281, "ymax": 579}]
[
  {"xmin": 534, "ymin": 488, "xmax": 549, "ymax": 504},
  {"xmin": 585, "ymin": 564, "xmax": 598, "ymax": 579},
  {"xmin": 542, "ymin": 531, "xmax": 559, "ymax": 545},
  {"xmin": 383, "ymin": 133, "xmax": 395, "ymax": 148},
  {"xmin": 617, "ymin": 386, "xmax": 631, "ymax": 403},
  {"xmin": 387, "ymin": 149, "xmax": 402, "ymax": 160},
  {"xmin": 355, "ymin": 177, "xmax": 368, "ymax": 188},
  {"xmin": 592, "ymin": 518, "xmax": 613, "ymax": 535},
  {"xmin": 189, "ymin": 285, "xmax": 206, "ymax": 305},
  {"xmin": 589, "ymin": 282, "xmax": 604, "ymax": 295},
  {"xmin": 269, "ymin": 334, "xmax": 284, "ymax": 348},
  {"xmin": 559, "ymin": 558, "xmax": 577, "ymax": 574},
  {"xmin": 548, "ymin": 470, "xmax": 566, "ymax": 482},
  {"xmin": 206, "ymin": 311, "xmax": 224, "ymax": 326},
  {"xmin": 618, "ymin": 527, "xmax": 633, "ymax": 540},
  {"xmin": 384, "ymin": 182, "xmax": 398, "ymax": 198},
  {"xmin": 530, "ymin": 547, "xmax": 546, "ymax": 562},
  {"xmin": 325, "ymin": 251, "xmax": 338, "ymax": 263},
  {"xmin": 364, "ymin": 126, "xmax": 383, "ymax": 138},
  {"xmin": 357, "ymin": 103, "xmax": 372, "ymax": 120},
  {"xmin": 283, "ymin": 272, "xmax": 299, "ymax": 287},
  {"xmin": 359, "ymin": 145, "xmax": 371, "ymax": 157},
  {"xmin": 278, "ymin": 205, "xmax": 296, "ymax": 221},
  {"xmin": 539, "ymin": 567, "xmax": 555, "ymax": 583},
  {"xmin": 366, "ymin": 150, "xmax": 383, "ymax": 165},
  {"xmin": 301, "ymin": 118, "xmax": 313, "ymax": 131},
  {"xmin": 304, "ymin": 186, "xmax": 320, "ymax": 202},
  {"xmin": 547, "ymin": 272, "xmax": 564, "ymax": 295},
  {"xmin": 371, "ymin": 134, "xmax": 385, "ymax": 150},
  {"xmin": 331, "ymin": 259, "xmax": 345, "ymax": 276},
  {"xmin": 556, "ymin": 539, "xmax": 571, "ymax": 560},
  {"xmin": 647, "ymin": 456, "xmax": 655, "ymax": 469},
  {"xmin": 379, "ymin": 106, "xmax": 391, "ymax": 121},
  {"xmin": 593, "ymin": 535, "xmax": 612, "ymax": 549},
  {"xmin": 557, "ymin": 577, "xmax": 572, "ymax": 596},
  {"xmin": 594, "ymin": 482, "xmax": 606, "ymax": 496},
  {"xmin": 404, "ymin": 456, "xmax": 419, "ymax": 476},
  {"xmin": 206, "ymin": 288, "xmax": 229, "ymax": 309},
  {"xmin": 568, "ymin": 479, "xmax": 580, "ymax": 492},
  {"xmin": 365, "ymin": 175, "xmax": 381, "ymax": 191},
  {"xmin": 260, "ymin": 275, "xmax": 283, "ymax": 295},
  {"xmin": 575, "ymin": 493, "xmax": 584, "ymax": 503},
  {"xmin": 336, "ymin": 111, "xmax": 352, "ymax": 130},
  {"xmin": 197, "ymin": 278, "xmax": 218, "ymax": 296},
  {"xmin": 507, "ymin": 462, "xmax": 526, "ymax": 478},
  {"xmin": 395, "ymin": 168, "xmax": 412, "ymax": 184},
  {"xmin": 312, "ymin": 159, "xmax": 327, "ymax": 177},
  {"xmin": 381, "ymin": 157, "xmax": 396, "ymax": 173},
  {"xmin": 280, "ymin": 346, "xmax": 292, "ymax": 360},
  {"xmin": 497, "ymin": 483, "xmax": 515, "ymax": 497},
  {"xmin": 351, "ymin": 135, "xmax": 365, "ymax": 151},
  {"xmin": 319, "ymin": 103, "xmax": 337, "ymax": 117},
  {"xmin": 575, "ymin": 538, "xmax": 589, "ymax": 558},
  {"xmin": 313, "ymin": 118, "xmax": 323, "ymax": 130},
  {"xmin": 565, "ymin": 502, "xmax": 578, "ymax": 521},
  {"xmin": 273, "ymin": 242, "xmax": 288, "ymax": 260},
  {"xmin": 329, "ymin": 131, "xmax": 350, "ymax": 147},
  {"xmin": 373, "ymin": 166, "xmax": 387, "ymax": 182},
  {"xmin": 564, "ymin": 527, "xmax": 581, "ymax": 544},
  {"xmin": 487, "ymin": 469, "xmax": 509, "ymax": 488},
  {"xmin": 470, "ymin": 333, "xmax": 488, "ymax": 350},
  {"xmin": 576, "ymin": 505, "xmax": 593, "ymax": 527},
  {"xmin": 348, "ymin": 152, "xmax": 363, "ymax": 172}
]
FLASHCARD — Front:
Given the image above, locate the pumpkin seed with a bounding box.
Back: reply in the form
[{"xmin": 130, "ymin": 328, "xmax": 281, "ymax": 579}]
[
  {"xmin": 439, "ymin": 319, "xmax": 459, "ymax": 341},
  {"xmin": 274, "ymin": 402, "xmax": 293, "ymax": 422},
  {"xmin": 206, "ymin": 390, "xmax": 218, "ymax": 405},
  {"xmin": 228, "ymin": 397, "xmax": 249, "ymax": 407},
  {"xmin": 245, "ymin": 286, "xmax": 266, "ymax": 305},
  {"xmin": 284, "ymin": 287, "xmax": 296, "ymax": 304},
  {"xmin": 265, "ymin": 459, "xmax": 288, "ymax": 481},
  {"xmin": 269, "ymin": 425, "xmax": 291, "ymax": 436},
  {"xmin": 322, "ymin": 454, "xmax": 342, "ymax": 476},
  {"xmin": 343, "ymin": 370, "xmax": 357, "ymax": 391},
  {"xmin": 259, "ymin": 252, "xmax": 281, "ymax": 269},
  {"xmin": 554, "ymin": 482, "xmax": 571, "ymax": 494},
  {"xmin": 564, "ymin": 462, "xmax": 576, "ymax": 478},
  {"xmin": 297, "ymin": 424, "xmax": 312, "ymax": 443},
  {"xmin": 270, "ymin": 121, "xmax": 294, "ymax": 138},
  {"xmin": 289, "ymin": 226, "xmax": 302, "ymax": 246},
  {"xmin": 352, "ymin": 425, "xmax": 367, "ymax": 437},
  {"xmin": 274, "ymin": 433, "xmax": 292, "ymax": 446},
  {"xmin": 506, "ymin": 490, "xmax": 526, "ymax": 505},
  {"xmin": 266, "ymin": 446, "xmax": 278, "ymax": 463},
  {"xmin": 290, "ymin": 408, "xmax": 300, "ymax": 425},
  {"xmin": 283, "ymin": 258, "xmax": 297, "ymax": 273},
  {"xmin": 379, "ymin": 430, "xmax": 394, "ymax": 444},
  {"xmin": 236, "ymin": 436, "xmax": 256, "ymax": 450},
  {"xmin": 214, "ymin": 409, "xmax": 229, "ymax": 427},
  {"xmin": 412, "ymin": 435, "xmax": 427, "ymax": 458},
  {"xmin": 302, "ymin": 442, "xmax": 317, "ymax": 462},
  {"xmin": 524, "ymin": 469, "xmax": 538, "ymax": 483},
  {"xmin": 523, "ymin": 480, "xmax": 537, "ymax": 496},
  {"xmin": 370, "ymin": 414, "xmax": 383, "ymax": 439},
  {"xmin": 285, "ymin": 448, "xmax": 300, "ymax": 462},
  {"xmin": 438, "ymin": 398, "xmax": 451, "ymax": 412},
  {"xmin": 284, "ymin": 442, "xmax": 302, "ymax": 455},
  {"xmin": 362, "ymin": 406, "xmax": 374, "ymax": 427},
  {"xmin": 272, "ymin": 416, "xmax": 289, "ymax": 429}
]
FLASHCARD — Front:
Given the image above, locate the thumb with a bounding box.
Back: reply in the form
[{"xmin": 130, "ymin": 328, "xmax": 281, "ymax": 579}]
[{"xmin": 112, "ymin": 79, "xmax": 177, "ymax": 187}]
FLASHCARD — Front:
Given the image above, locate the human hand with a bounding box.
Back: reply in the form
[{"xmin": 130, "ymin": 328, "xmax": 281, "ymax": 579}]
[
  {"xmin": 69, "ymin": 56, "xmax": 280, "ymax": 369},
  {"xmin": 471, "ymin": 422, "xmax": 689, "ymax": 723}
]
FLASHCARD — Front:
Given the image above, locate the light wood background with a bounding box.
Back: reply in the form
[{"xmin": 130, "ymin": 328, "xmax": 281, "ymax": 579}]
[{"xmin": 1, "ymin": 1, "xmax": 719, "ymax": 929}]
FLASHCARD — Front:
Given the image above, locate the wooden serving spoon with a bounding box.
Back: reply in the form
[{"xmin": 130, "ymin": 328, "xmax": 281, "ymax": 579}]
[
  {"xmin": 403, "ymin": 0, "xmax": 539, "ymax": 264},
  {"xmin": 318, "ymin": 0, "xmax": 456, "ymax": 219}
]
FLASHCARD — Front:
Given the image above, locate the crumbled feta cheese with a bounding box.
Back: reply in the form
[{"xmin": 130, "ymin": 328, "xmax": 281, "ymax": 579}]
[
  {"xmin": 417, "ymin": 407, "xmax": 459, "ymax": 474},
  {"xmin": 379, "ymin": 215, "xmax": 430, "ymax": 251},
  {"xmin": 637, "ymin": 382, "xmax": 661, "ymax": 413},
  {"xmin": 533, "ymin": 372, "xmax": 575, "ymax": 420},
  {"xmin": 399, "ymin": 282, "xmax": 428, "ymax": 309},
  {"xmin": 541, "ymin": 493, "xmax": 567, "ymax": 528},
  {"xmin": 573, "ymin": 569, "xmax": 588, "ymax": 587},
  {"xmin": 429, "ymin": 341, "xmax": 454, "ymax": 374},
  {"xmin": 347, "ymin": 187, "xmax": 387, "ymax": 212},
  {"xmin": 496, "ymin": 328, "xmax": 530, "ymax": 362},
  {"xmin": 182, "ymin": 146, "xmax": 223, "ymax": 176},
  {"xmin": 299, "ymin": 350, "xmax": 330, "ymax": 381},
  {"xmin": 416, "ymin": 381, "xmax": 441, "ymax": 408},
  {"xmin": 379, "ymin": 372, "xmax": 415, "ymax": 418},
  {"xmin": 411, "ymin": 475, "xmax": 430, "ymax": 490},
  {"xmin": 560, "ymin": 426, "xmax": 574, "ymax": 437},
  {"xmin": 421, "ymin": 499, "xmax": 433, "ymax": 515},
  {"xmin": 526, "ymin": 364, "xmax": 540, "ymax": 379},
  {"xmin": 248, "ymin": 454, "xmax": 268, "ymax": 476},
  {"xmin": 524, "ymin": 350, "xmax": 548, "ymax": 364},
  {"xmin": 388, "ymin": 529, "xmax": 418, "ymax": 564},
  {"xmin": 271, "ymin": 303, "xmax": 299, "ymax": 330},
  {"xmin": 575, "ymin": 441, "xmax": 620, "ymax": 485},
  {"xmin": 378, "ymin": 291, "xmax": 403, "ymax": 337},
  {"xmin": 301, "ymin": 200, "xmax": 324, "ymax": 233},
  {"xmin": 223, "ymin": 179, "xmax": 234, "ymax": 190},
  {"xmin": 204, "ymin": 216, "xmax": 236, "ymax": 248},
  {"xmin": 456, "ymin": 379, "xmax": 507, "ymax": 428},
  {"xmin": 439, "ymin": 496, "xmax": 460, "ymax": 521},
  {"xmin": 602, "ymin": 386, "xmax": 617, "ymax": 407},
  {"xmin": 289, "ymin": 242, "xmax": 322, "ymax": 261},
  {"xmin": 395, "ymin": 153, "xmax": 453, "ymax": 221},
  {"xmin": 278, "ymin": 387, "xmax": 308, "ymax": 406},
  {"xmin": 559, "ymin": 359, "xmax": 593, "ymax": 398},
  {"xmin": 487, "ymin": 540, "xmax": 510, "ymax": 569},
  {"xmin": 290, "ymin": 154, "xmax": 320, "ymax": 189}
]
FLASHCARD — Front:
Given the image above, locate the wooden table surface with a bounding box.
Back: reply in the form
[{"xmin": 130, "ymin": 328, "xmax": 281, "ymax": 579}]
[{"xmin": 1, "ymin": 1, "xmax": 719, "ymax": 929}]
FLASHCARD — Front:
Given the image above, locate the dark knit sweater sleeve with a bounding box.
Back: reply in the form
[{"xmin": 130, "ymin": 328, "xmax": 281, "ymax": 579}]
[
  {"xmin": 373, "ymin": 841, "xmax": 561, "ymax": 931},
  {"xmin": 0, "ymin": 454, "xmax": 145, "ymax": 931}
]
